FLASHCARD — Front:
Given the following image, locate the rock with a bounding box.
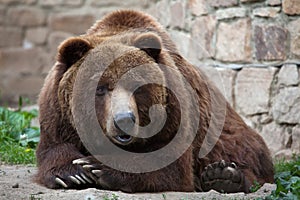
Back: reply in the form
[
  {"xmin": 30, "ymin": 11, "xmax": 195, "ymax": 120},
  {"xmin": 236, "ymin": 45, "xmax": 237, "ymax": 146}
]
[
  {"xmin": 208, "ymin": 0, "xmax": 238, "ymax": 7},
  {"xmin": 0, "ymin": 47, "xmax": 47, "ymax": 76},
  {"xmin": 0, "ymin": 6, "xmax": 5, "ymax": 24},
  {"xmin": 235, "ymin": 67, "xmax": 276, "ymax": 115},
  {"xmin": 253, "ymin": 7, "xmax": 281, "ymax": 18},
  {"xmin": 169, "ymin": 30, "xmax": 193, "ymax": 62},
  {"xmin": 191, "ymin": 16, "xmax": 216, "ymax": 59},
  {"xmin": 62, "ymin": 0, "xmax": 83, "ymax": 6},
  {"xmin": 152, "ymin": 0, "xmax": 171, "ymax": 27},
  {"xmin": 241, "ymin": 0, "xmax": 264, "ymax": 2},
  {"xmin": 254, "ymin": 25, "xmax": 288, "ymax": 61},
  {"xmin": 7, "ymin": 7, "xmax": 46, "ymax": 27},
  {"xmin": 288, "ymin": 18, "xmax": 300, "ymax": 58},
  {"xmin": 90, "ymin": 0, "xmax": 148, "ymax": 7},
  {"xmin": 0, "ymin": 76, "xmax": 44, "ymax": 103},
  {"xmin": 25, "ymin": 27, "xmax": 48, "ymax": 45},
  {"xmin": 283, "ymin": 0, "xmax": 300, "ymax": 15},
  {"xmin": 49, "ymin": 13, "xmax": 95, "ymax": 35},
  {"xmin": 267, "ymin": 0, "xmax": 282, "ymax": 5},
  {"xmin": 170, "ymin": 1, "xmax": 185, "ymax": 28},
  {"xmin": 291, "ymin": 126, "xmax": 300, "ymax": 154},
  {"xmin": 260, "ymin": 114, "xmax": 273, "ymax": 124},
  {"xmin": 187, "ymin": 0, "xmax": 209, "ymax": 16},
  {"xmin": 0, "ymin": 27, "xmax": 22, "ymax": 47},
  {"xmin": 216, "ymin": 7, "xmax": 247, "ymax": 20},
  {"xmin": 272, "ymin": 87, "xmax": 300, "ymax": 124},
  {"xmin": 274, "ymin": 149, "xmax": 294, "ymax": 160},
  {"xmin": 0, "ymin": 0, "xmax": 36, "ymax": 4},
  {"xmin": 260, "ymin": 122, "xmax": 289, "ymax": 155},
  {"xmin": 12, "ymin": 183, "xmax": 19, "ymax": 188},
  {"xmin": 201, "ymin": 67, "xmax": 236, "ymax": 104},
  {"xmin": 216, "ymin": 18, "xmax": 252, "ymax": 62},
  {"xmin": 40, "ymin": 0, "xmax": 61, "ymax": 6},
  {"xmin": 277, "ymin": 64, "xmax": 299, "ymax": 86}
]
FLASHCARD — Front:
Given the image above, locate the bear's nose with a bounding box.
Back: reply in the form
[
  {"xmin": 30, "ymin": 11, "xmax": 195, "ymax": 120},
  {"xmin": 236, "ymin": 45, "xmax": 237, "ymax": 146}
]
[{"xmin": 113, "ymin": 112, "xmax": 135, "ymax": 144}]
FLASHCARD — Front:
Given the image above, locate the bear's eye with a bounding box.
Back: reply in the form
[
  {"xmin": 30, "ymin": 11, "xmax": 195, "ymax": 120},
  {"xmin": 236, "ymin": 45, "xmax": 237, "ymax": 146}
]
[{"xmin": 96, "ymin": 85, "xmax": 108, "ymax": 96}]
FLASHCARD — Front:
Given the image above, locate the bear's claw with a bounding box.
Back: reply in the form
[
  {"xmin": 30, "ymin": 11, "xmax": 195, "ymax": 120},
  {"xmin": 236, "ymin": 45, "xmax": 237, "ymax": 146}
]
[
  {"xmin": 201, "ymin": 160, "xmax": 245, "ymax": 193},
  {"xmin": 55, "ymin": 177, "xmax": 68, "ymax": 188}
]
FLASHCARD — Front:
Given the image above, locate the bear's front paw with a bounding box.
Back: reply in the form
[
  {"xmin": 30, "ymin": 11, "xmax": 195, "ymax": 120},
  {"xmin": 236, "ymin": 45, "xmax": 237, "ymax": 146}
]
[
  {"xmin": 46, "ymin": 160, "xmax": 98, "ymax": 189},
  {"xmin": 73, "ymin": 157, "xmax": 131, "ymax": 192},
  {"xmin": 201, "ymin": 160, "xmax": 245, "ymax": 193}
]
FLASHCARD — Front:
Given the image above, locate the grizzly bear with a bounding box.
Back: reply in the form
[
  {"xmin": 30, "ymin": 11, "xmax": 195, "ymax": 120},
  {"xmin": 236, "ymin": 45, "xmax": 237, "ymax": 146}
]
[{"xmin": 36, "ymin": 10, "xmax": 274, "ymax": 193}]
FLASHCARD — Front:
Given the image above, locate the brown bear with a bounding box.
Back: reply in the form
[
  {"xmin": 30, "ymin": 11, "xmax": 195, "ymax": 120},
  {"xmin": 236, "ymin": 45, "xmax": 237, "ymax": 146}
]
[{"xmin": 36, "ymin": 10, "xmax": 274, "ymax": 193}]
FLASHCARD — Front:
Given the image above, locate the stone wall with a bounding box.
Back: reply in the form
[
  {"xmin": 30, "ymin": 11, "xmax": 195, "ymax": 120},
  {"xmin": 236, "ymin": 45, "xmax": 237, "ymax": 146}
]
[{"xmin": 0, "ymin": 0, "xmax": 299, "ymax": 157}]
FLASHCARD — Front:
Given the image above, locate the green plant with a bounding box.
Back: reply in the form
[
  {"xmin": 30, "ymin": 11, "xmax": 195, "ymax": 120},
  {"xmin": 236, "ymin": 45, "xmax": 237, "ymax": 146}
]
[
  {"xmin": 265, "ymin": 156, "xmax": 300, "ymax": 200},
  {"xmin": 0, "ymin": 101, "xmax": 40, "ymax": 164},
  {"xmin": 250, "ymin": 180, "xmax": 261, "ymax": 193},
  {"xmin": 29, "ymin": 194, "xmax": 42, "ymax": 200},
  {"xmin": 102, "ymin": 193, "xmax": 119, "ymax": 200}
]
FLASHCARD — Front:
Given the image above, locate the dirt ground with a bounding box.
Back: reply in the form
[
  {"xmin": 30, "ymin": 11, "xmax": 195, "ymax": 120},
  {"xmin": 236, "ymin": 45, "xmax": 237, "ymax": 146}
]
[{"xmin": 0, "ymin": 165, "xmax": 276, "ymax": 200}]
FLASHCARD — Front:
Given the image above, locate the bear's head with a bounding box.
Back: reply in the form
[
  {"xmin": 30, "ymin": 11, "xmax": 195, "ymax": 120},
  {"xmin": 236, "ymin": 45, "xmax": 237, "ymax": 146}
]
[{"xmin": 56, "ymin": 32, "xmax": 183, "ymax": 152}]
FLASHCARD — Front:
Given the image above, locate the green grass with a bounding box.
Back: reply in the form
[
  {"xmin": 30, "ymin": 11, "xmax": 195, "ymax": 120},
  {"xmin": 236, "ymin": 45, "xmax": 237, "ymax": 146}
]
[{"xmin": 0, "ymin": 99, "xmax": 40, "ymax": 164}]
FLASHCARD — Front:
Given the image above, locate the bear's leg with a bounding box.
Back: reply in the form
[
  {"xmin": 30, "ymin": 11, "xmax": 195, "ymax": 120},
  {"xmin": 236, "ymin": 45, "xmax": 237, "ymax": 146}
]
[
  {"xmin": 200, "ymin": 160, "xmax": 250, "ymax": 193},
  {"xmin": 72, "ymin": 150, "xmax": 195, "ymax": 192},
  {"xmin": 36, "ymin": 143, "xmax": 101, "ymax": 189}
]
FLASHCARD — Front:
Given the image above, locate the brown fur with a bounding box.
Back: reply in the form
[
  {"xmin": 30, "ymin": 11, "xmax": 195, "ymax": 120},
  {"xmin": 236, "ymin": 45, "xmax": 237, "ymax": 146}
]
[{"xmin": 36, "ymin": 10, "xmax": 274, "ymax": 192}]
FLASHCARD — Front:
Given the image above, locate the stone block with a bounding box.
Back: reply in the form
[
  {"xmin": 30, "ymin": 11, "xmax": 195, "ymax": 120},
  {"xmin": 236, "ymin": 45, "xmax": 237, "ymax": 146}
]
[
  {"xmin": 253, "ymin": 7, "xmax": 281, "ymax": 18},
  {"xmin": 277, "ymin": 64, "xmax": 299, "ymax": 86},
  {"xmin": 267, "ymin": 0, "xmax": 282, "ymax": 5},
  {"xmin": 0, "ymin": 47, "xmax": 47, "ymax": 76},
  {"xmin": 0, "ymin": 7, "xmax": 5, "ymax": 24},
  {"xmin": 216, "ymin": 7, "xmax": 247, "ymax": 20},
  {"xmin": 241, "ymin": 0, "xmax": 264, "ymax": 2},
  {"xmin": 0, "ymin": 27, "xmax": 23, "ymax": 47},
  {"xmin": 216, "ymin": 18, "xmax": 252, "ymax": 62},
  {"xmin": 254, "ymin": 25, "xmax": 288, "ymax": 61},
  {"xmin": 288, "ymin": 18, "xmax": 300, "ymax": 58},
  {"xmin": 260, "ymin": 122, "xmax": 289, "ymax": 155},
  {"xmin": 0, "ymin": 76, "xmax": 44, "ymax": 104},
  {"xmin": 62, "ymin": 0, "xmax": 83, "ymax": 6},
  {"xmin": 201, "ymin": 67, "xmax": 236, "ymax": 104},
  {"xmin": 7, "ymin": 7, "xmax": 46, "ymax": 27},
  {"xmin": 169, "ymin": 30, "xmax": 193, "ymax": 62},
  {"xmin": 25, "ymin": 27, "xmax": 48, "ymax": 45},
  {"xmin": 291, "ymin": 126, "xmax": 300, "ymax": 154},
  {"xmin": 187, "ymin": 0, "xmax": 208, "ymax": 16},
  {"xmin": 272, "ymin": 87, "xmax": 300, "ymax": 124},
  {"xmin": 0, "ymin": 0, "xmax": 36, "ymax": 4},
  {"xmin": 49, "ymin": 13, "xmax": 95, "ymax": 35},
  {"xmin": 170, "ymin": 2, "xmax": 185, "ymax": 28},
  {"xmin": 40, "ymin": 0, "xmax": 62, "ymax": 6},
  {"xmin": 154, "ymin": 0, "xmax": 171, "ymax": 27},
  {"xmin": 274, "ymin": 149, "xmax": 294, "ymax": 160},
  {"xmin": 235, "ymin": 67, "xmax": 276, "ymax": 115},
  {"xmin": 191, "ymin": 16, "xmax": 216, "ymax": 59},
  {"xmin": 90, "ymin": 0, "xmax": 148, "ymax": 8},
  {"xmin": 208, "ymin": 0, "xmax": 238, "ymax": 7},
  {"xmin": 283, "ymin": 0, "xmax": 300, "ymax": 15}
]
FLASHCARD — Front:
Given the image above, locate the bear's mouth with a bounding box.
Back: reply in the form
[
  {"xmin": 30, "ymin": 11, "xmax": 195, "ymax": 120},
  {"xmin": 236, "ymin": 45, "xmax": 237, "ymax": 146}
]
[{"xmin": 114, "ymin": 134, "xmax": 133, "ymax": 145}]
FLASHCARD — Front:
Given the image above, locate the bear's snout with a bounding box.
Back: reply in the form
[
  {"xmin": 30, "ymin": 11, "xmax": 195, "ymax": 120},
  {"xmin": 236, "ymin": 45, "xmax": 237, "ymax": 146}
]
[{"xmin": 113, "ymin": 112, "xmax": 136, "ymax": 144}]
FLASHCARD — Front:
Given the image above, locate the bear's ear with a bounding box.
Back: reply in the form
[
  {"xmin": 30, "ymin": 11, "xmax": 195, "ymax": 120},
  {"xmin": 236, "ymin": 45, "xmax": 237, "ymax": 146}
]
[
  {"xmin": 58, "ymin": 37, "xmax": 92, "ymax": 68},
  {"xmin": 133, "ymin": 33, "xmax": 162, "ymax": 61}
]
